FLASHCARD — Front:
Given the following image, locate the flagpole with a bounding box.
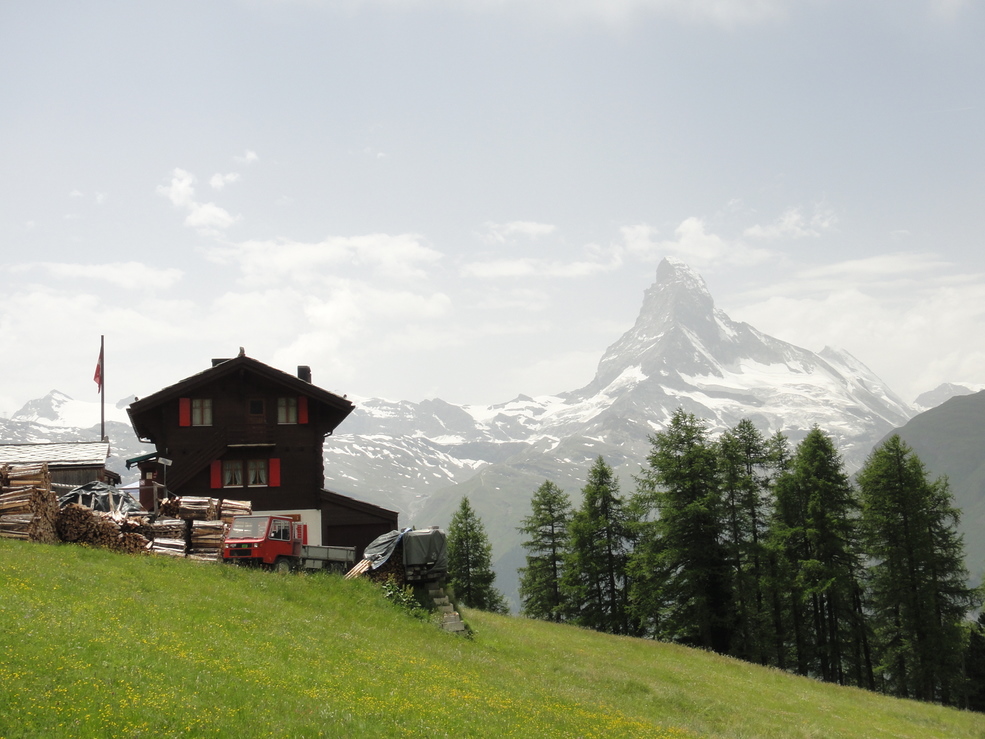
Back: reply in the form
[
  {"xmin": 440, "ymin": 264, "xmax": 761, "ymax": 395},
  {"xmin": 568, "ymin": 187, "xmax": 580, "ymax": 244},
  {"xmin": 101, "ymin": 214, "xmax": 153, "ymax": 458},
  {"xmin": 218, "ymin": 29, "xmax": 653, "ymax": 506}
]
[{"xmin": 99, "ymin": 335, "xmax": 105, "ymax": 442}]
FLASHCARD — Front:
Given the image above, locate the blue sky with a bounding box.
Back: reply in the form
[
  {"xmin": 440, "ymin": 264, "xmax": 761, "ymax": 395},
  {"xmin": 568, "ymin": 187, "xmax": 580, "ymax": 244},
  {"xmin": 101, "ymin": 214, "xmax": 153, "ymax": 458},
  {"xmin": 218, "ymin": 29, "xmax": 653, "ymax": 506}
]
[{"xmin": 2, "ymin": 0, "xmax": 983, "ymax": 414}]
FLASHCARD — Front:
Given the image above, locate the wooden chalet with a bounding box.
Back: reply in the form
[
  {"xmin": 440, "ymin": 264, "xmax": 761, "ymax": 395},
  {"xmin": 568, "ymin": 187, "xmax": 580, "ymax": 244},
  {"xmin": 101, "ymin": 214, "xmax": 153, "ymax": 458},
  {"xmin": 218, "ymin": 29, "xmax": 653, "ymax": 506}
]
[
  {"xmin": 126, "ymin": 352, "xmax": 398, "ymax": 553},
  {"xmin": 0, "ymin": 441, "xmax": 120, "ymax": 491}
]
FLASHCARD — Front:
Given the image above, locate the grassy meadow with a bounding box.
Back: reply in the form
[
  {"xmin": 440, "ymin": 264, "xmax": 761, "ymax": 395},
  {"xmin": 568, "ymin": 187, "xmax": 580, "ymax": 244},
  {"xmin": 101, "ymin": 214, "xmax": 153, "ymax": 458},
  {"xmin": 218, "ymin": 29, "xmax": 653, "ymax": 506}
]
[{"xmin": 1, "ymin": 538, "xmax": 984, "ymax": 738}]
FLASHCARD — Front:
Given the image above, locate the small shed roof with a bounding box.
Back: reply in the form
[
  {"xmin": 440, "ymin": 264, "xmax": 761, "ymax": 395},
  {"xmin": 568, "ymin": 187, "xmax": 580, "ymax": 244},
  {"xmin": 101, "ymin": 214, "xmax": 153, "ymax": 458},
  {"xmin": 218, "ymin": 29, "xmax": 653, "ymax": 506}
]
[
  {"xmin": 320, "ymin": 488, "xmax": 400, "ymax": 522},
  {"xmin": 0, "ymin": 441, "xmax": 111, "ymax": 468}
]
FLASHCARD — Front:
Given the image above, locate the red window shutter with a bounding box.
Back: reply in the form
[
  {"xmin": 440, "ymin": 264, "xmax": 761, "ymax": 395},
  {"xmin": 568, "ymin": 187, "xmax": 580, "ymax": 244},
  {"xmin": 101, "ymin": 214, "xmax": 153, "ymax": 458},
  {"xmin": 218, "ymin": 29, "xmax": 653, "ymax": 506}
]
[
  {"xmin": 179, "ymin": 397, "xmax": 191, "ymax": 427},
  {"xmin": 269, "ymin": 458, "xmax": 281, "ymax": 487},
  {"xmin": 298, "ymin": 396, "xmax": 308, "ymax": 424},
  {"xmin": 210, "ymin": 460, "xmax": 222, "ymax": 489}
]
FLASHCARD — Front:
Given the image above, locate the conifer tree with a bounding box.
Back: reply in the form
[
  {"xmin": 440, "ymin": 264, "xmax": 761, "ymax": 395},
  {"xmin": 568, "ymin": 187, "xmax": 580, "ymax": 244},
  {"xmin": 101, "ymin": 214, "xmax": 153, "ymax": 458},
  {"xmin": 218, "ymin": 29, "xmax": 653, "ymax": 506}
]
[
  {"xmin": 857, "ymin": 435, "xmax": 979, "ymax": 703},
  {"xmin": 517, "ymin": 480, "xmax": 572, "ymax": 622},
  {"xmin": 630, "ymin": 409, "xmax": 733, "ymax": 653},
  {"xmin": 447, "ymin": 496, "xmax": 508, "ymax": 613},
  {"xmin": 562, "ymin": 456, "xmax": 633, "ymax": 634},
  {"xmin": 716, "ymin": 419, "xmax": 771, "ymax": 662},
  {"xmin": 965, "ymin": 613, "xmax": 985, "ymax": 712},
  {"xmin": 768, "ymin": 427, "xmax": 872, "ymax": 686}
]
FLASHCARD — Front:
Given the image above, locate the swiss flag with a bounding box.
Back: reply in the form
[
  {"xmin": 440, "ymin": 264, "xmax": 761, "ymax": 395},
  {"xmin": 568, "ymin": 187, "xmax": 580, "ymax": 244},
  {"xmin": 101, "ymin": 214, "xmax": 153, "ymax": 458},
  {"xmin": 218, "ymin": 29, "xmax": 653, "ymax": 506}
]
[{"xmin": 94, "ymin": 346, "xmax": 103, "ymax": 393}]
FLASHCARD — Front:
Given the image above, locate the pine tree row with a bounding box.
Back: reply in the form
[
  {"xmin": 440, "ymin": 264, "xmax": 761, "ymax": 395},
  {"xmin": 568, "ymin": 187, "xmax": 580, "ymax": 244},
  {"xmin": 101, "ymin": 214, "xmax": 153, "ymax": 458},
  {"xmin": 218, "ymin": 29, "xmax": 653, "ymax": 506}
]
[{"xmin": 517, "ymin": 408, "xmax": 985, "ymax": 709}]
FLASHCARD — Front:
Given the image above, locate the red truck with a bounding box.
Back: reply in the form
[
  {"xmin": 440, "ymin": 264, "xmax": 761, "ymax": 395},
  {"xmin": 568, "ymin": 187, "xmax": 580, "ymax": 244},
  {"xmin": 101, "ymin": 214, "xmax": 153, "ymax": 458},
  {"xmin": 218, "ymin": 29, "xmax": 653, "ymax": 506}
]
[{"xmin": 222, "ymin": 514, "xmax": 355, "ymax": 573}]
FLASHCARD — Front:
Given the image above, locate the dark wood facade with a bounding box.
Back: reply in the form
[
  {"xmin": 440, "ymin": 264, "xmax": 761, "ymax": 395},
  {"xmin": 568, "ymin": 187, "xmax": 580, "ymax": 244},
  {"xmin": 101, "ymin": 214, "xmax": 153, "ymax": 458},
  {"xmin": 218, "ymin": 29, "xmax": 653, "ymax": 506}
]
[
  {"xmin": 319, "ymin": 489, "xmax": 399, "ymax": 557},
  {"xmin": 127, "ymin": 354, "xmax": 397, "ymax": 550}
]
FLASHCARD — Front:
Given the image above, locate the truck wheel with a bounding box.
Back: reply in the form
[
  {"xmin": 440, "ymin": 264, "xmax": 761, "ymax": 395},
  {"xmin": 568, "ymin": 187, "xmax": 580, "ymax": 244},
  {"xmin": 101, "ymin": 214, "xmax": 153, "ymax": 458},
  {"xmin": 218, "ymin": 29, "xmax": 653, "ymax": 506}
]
[{"xmin": 272, "ymin": 557, "xmax": 292, "ymax": 574}]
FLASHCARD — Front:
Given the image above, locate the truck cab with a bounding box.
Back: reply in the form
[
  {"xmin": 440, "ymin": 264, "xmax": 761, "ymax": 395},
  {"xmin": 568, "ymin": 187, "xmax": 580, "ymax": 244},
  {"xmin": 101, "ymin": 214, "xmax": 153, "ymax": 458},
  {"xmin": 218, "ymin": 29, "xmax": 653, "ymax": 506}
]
[
  {"xmin": 222, "ymin": 514, "xmax": 356, "ymax": 573},
  {"xmin": 222, "ymin": 515, "xmax": 304, "ymax": 569}
]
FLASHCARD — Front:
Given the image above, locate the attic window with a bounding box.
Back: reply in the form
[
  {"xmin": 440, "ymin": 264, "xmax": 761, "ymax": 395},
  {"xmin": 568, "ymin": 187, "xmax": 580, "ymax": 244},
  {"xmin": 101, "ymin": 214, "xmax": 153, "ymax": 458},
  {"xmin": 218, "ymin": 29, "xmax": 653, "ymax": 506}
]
[
  {"xmin": 179, "ymin": 397, "xmax": 211, "ymax": 427},
  {"xmin": 192, "ymin": 398, "xmax": 212, "ymax": 426},
  {"xmin": 278, "ymin": 397, "xmax": 297, "ymax": 424},
  {"xmin": 248, "ymin": 399, "xmax": 265, "ymax": 421}
]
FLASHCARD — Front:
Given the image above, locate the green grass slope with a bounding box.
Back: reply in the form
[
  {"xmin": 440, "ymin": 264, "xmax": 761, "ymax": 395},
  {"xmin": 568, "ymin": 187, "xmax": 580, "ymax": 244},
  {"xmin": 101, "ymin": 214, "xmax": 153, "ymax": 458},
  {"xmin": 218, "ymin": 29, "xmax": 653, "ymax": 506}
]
[{"xmin": 2, "ymin": 540, "xmax": 983, "ymax": 739}]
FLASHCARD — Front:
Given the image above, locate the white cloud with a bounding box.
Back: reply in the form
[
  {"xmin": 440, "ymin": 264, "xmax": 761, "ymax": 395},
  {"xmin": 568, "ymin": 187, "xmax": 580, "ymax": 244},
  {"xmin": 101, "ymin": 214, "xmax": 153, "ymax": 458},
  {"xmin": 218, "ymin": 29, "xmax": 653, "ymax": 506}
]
[
  {"xmin": 210, "ymin": 172, "xmax": 241, "ymax": 190},
  {"xmin": 185, "ymin": 202, "xmax": 240, "ymax": 231},
  {"xmin": 158, "ymin": 168, "xmax": 240, "ymax": 234},
  {"xmin": 743, "ymin": 205, "xmax": 836, "ymax": 240},
  {"xmin": 207, "ymin": 233, "xmax": 443, "ymax": 285},
  {"xmin": 461, "ymin": 251, "xmax": 621, "ymax": 278},
  {"xmin": 234, "ymin": 150, "xmax": 259, "ymax": 164},
  {"xmin": 11, "ymin": 261, "xmax": 183, "ymax": 290},
  {"xmin": 631, "ymin": 217, "xmax": 774, "ymax": 268},
  {"xmin": 69, "ymin": 189, "xmax": 84, "ymax": 199},
  {"xmin": 158, "ymin": 169, "xmax": 196, "ymax": 208},
  {"xmin": 730, "ymin": 254, "xmax": 985, "ymax": 402},
  {"xmin": 481, "ymin": 220, "xmax": 557, "ymax": 243}
]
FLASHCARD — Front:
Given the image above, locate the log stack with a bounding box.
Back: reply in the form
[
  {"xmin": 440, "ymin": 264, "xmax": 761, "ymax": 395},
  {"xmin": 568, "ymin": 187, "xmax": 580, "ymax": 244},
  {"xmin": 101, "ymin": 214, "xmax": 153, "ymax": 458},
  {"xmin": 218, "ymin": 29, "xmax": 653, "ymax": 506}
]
[
  {"xmin": 136, "ymin": 517, "xmax": 188, "ymax": 557},
  {"xmin": 55, "ymin": 503, "xmax": 150, "ymax": 553},
  {"xmin": 188, "ymin": 520, "xmax": 228, "ymax": 561},
  {"xmin": 0, "ymin": 464, "xmax": 59, "ymax": 544},
  {"xmin": 365, "ymin": 542, "xmax": 406, "ymax": 587},
  {"xmin": 159, "ymin": 496, "xmax": 219, "ymax": 521},
  {"xmin": 218, "ymin": 498, "xmax": 252, "ymax": 524}
]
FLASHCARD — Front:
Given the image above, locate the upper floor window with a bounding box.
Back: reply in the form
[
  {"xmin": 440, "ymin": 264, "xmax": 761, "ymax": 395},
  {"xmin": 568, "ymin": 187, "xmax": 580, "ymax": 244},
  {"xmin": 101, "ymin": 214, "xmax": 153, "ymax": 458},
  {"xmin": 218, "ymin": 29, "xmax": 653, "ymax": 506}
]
[
  {"xmin": 179, "ymin": 397, "xmax": 211, "ymax": 427},
  {"xmin": 223, "ymin": 460, "xmax": 243, "ymax": 487},
  {"xmin": 192, "ymin": 398, "xmax": 212, "ymax": 426},
  {"xmin": 278, "ymin": 397, "xmax": 298, "ymax": 424},
  {"xmin": 247, "ymin": 459, "xmax": 268, "ymax": 487},
  {"xmin": 212, "ymin": 457, "xmax": 280, "ymax": 490}
]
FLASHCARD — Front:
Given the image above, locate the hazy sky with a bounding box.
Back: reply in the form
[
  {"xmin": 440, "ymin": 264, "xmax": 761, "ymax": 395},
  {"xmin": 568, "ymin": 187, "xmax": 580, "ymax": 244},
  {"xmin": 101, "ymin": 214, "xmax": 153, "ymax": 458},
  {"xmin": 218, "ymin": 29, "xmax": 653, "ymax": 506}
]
[{"xmin": 2, "ymin": 0, "xmax": 983, "ymax": 416}]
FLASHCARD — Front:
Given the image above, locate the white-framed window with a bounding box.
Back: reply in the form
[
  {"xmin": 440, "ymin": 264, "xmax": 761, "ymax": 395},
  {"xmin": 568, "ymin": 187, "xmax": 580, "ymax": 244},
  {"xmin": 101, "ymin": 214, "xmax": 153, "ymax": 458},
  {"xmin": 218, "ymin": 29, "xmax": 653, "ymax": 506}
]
[
  {"xmin": 223, "ymin": 460, "xmax": 243, "ymax": 487},
  {"xmin": 192, "ymin": 398, "xmax": 212, "ymax": 426},
  {"xmin": 277, "ymin": 397, "xmax": 298, "ymax": 424},
  {"xmin": 247, "ymin": 459, "xmax": 268, "ymax": 487}
]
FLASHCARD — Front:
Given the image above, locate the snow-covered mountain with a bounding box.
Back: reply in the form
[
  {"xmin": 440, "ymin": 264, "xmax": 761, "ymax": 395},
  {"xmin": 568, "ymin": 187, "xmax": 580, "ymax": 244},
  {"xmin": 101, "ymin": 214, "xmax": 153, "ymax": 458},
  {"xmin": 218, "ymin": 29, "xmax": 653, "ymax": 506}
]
[
  {"xmin": 0, "ymin": 391, "xmax": 153, "ymax": 476},
  {"xmin": 327, "ymin": 258, "xmax": 915, "ymax": 514},
  {"xmin": 317, "ymin": 259, "xmax": 922, "ymax": 604}
]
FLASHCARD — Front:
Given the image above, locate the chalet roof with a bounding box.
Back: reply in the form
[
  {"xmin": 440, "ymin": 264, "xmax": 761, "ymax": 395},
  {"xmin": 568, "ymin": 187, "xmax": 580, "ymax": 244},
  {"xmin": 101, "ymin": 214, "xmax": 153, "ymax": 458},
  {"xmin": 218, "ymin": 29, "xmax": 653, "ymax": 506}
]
[
  {"xmin": 0, "ymin": 441, "xmax": 110, "ymax": 468},
  {"xmin": 320, "ymin": 488, "xmax": 399, "ymax": 521},
  {"xmin": 127, "ymin": 354, "xmax": 355, "ymax": 438}
]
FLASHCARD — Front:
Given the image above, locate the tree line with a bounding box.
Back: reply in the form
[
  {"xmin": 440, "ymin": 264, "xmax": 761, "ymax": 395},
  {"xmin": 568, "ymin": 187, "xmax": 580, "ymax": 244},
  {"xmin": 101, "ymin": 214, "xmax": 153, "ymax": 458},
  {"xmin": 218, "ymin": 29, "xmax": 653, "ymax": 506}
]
[{"xmin": 448, "ymin": 408, "xmax": 984, "ymax": 710}]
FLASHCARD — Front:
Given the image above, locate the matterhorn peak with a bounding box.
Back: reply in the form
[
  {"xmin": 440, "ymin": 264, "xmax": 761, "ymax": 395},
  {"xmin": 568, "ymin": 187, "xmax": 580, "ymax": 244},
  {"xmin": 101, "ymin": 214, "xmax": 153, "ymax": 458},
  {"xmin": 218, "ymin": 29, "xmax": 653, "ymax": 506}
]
[{"xmin": 583, "ymin": 258, "xmax": 722, "ymax": 392}]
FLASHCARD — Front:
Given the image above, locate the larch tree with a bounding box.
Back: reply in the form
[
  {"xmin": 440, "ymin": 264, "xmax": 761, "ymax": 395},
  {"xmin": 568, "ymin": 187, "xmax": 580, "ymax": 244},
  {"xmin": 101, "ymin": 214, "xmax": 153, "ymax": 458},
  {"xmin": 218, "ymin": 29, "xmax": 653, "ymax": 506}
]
[
  {"xmin": 716, "ymin": 418, "xmax": 771, "ymax": 662},
  {"xmin": 562, "ymin": 456, "xmax": 634, "ymax": 635},
  {"xmin": 857, "ymin": 435, "xmax": 979, "ymax": 704},
  {"xmin": 517, "ymin": 480, "xmax": 572, "ymax": 622},
  {"xmin": 447, "ymin": 496, "xmax": 508, "ymax": 614},
  {"xmin": 768, "ymin": 426, "xmax": 872, "ymax": 687},
  {"xmin": 630, "ymin": 409, "xmax": 733, "ymax": 653}
]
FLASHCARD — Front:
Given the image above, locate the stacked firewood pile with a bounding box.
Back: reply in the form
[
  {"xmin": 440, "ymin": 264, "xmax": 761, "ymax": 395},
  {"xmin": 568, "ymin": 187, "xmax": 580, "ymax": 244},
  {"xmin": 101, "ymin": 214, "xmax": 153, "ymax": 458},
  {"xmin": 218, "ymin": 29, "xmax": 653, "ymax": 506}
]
[
  {"xmin": 188, "ymin": 520, "xmax": 228, "ymax": 561},
  {"xmin": 159, "ymin": 496, "xmax": 218, "ymax": 520},
  {"xmin": 365, "ymin": 541, "xmax": 406, "ymax": 587},
  {"xmin": 2, "ymin": 479, "xmax": 252, "ymax": 562},
  {"xmin": 133, "ymin": 517, "xmax": 187, "ymax": 557},
  {"xmin": 0, "ymin": 464, "xmax": 59, "ymax": 544},
  {"xmin": 55, "ymin": 503, "xmax": 150, "ymax": 554},
  {"xmin": 217, "ymin": 498, "xmax": 252, "ymax": 524}
]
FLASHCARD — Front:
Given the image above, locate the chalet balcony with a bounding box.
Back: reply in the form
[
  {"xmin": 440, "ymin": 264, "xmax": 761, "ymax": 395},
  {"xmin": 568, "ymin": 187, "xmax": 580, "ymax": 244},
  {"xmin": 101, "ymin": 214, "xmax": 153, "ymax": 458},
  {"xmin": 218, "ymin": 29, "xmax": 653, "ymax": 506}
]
[{"xmin": 226, "ymin": 425, "xmax": 276, "ymax": 447}]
